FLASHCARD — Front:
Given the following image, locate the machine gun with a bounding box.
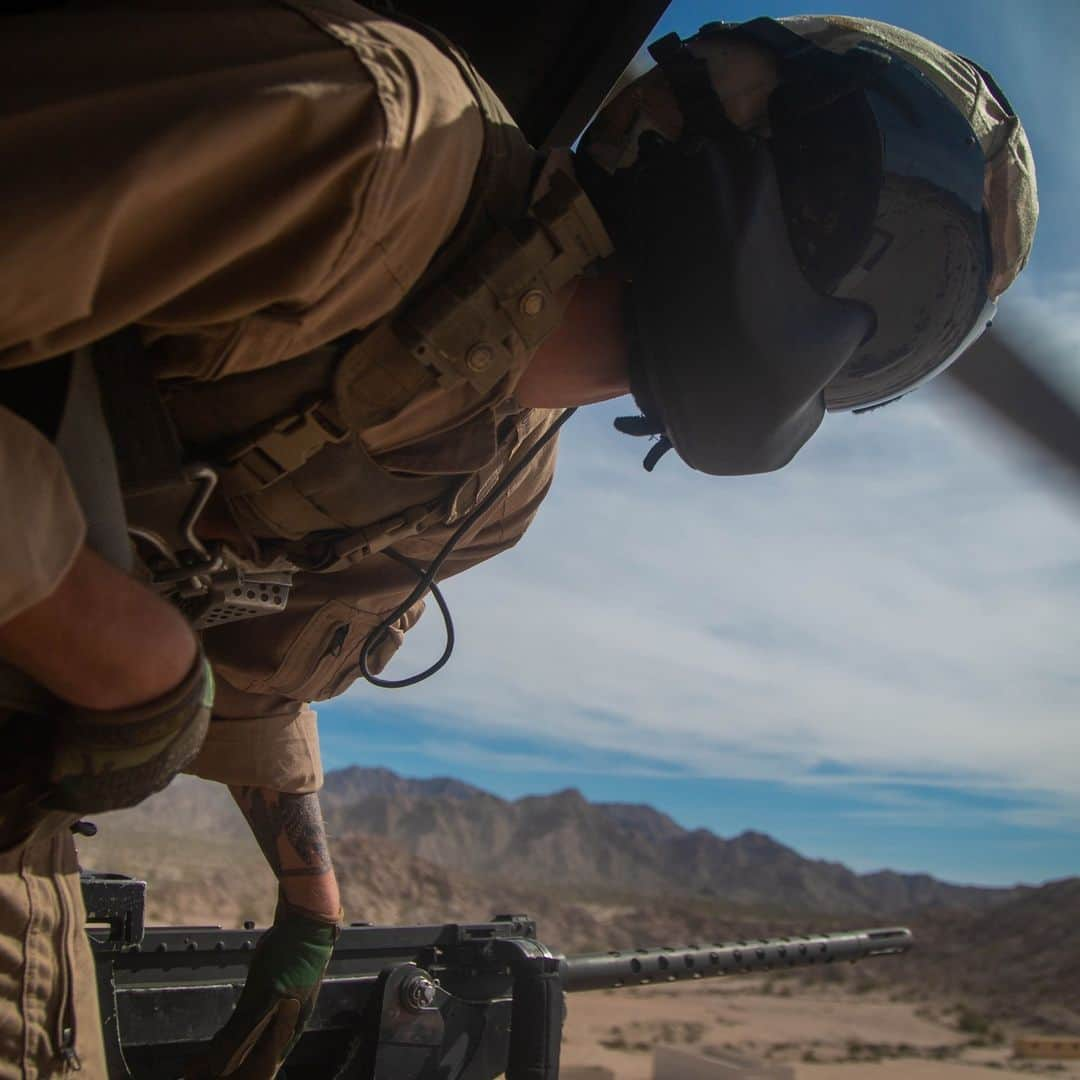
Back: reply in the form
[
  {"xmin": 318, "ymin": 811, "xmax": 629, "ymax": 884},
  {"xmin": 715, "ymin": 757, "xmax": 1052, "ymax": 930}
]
[{"xmin": 83, "ymin": 872, "xmax": 914, "ymax": 1080}]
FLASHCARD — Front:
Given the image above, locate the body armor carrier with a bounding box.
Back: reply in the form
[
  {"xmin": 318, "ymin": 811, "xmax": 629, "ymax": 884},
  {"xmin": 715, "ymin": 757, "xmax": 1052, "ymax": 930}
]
[{"xmin": 97, "ymin": 17, "xmax": 611, "ymax": 630}]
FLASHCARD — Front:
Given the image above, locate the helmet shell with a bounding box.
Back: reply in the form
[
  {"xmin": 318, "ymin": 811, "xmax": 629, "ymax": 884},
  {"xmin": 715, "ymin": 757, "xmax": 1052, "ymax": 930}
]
[{"xmin": 778, "ymin": 15, "xmax": 1038, "ymax": 298}]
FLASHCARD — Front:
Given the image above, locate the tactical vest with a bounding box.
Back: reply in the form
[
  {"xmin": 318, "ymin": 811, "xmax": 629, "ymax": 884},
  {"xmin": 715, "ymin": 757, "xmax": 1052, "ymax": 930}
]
[{"xmin": 129, "ymin": 20, "xmax": 612, "ymax": 578}]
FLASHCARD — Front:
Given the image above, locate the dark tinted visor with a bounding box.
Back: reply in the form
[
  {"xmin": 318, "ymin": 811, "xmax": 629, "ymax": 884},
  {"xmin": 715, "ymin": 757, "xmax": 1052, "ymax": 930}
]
[{"xmin": 732, "ymin": 21, "xmax": 994, "ymax": 409}]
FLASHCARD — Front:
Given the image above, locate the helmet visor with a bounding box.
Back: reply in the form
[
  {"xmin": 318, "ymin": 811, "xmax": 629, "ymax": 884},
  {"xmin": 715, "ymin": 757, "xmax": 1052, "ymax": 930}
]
[{"xmin": 762, "ymin": 38, "xmax": 994, "ymax": 410}]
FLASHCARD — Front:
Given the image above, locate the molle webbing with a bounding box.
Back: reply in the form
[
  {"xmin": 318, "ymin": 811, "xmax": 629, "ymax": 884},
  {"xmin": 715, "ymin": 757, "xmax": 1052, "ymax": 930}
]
[
  {"xmin": 159, "ymin": 18, "xmax": 611, "ymax": 558},
  {"xmin": 214, "ymin": 167, "xmax": 610, "ymax": 512},
  {"xmin": 207, "ymin": 12, "xmax": 542, "ymax": 505},
  {"xmin": 334, "ymin": 168, "xmax": 612, "ymax": 426}
]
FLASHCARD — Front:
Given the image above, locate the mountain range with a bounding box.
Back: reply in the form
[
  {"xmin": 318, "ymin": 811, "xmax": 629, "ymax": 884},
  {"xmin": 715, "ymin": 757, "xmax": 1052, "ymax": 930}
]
[
  {"xmin": 317, "ymin": 766, "xmax": 1027, "ymax": 917},
  {"xmin": 101, "ymin": 764, "xmax": 1028, "ymax": 918},
  {"xmin": 88, "ymin": 766, "xmax": 1079, "ymax": 1032}
]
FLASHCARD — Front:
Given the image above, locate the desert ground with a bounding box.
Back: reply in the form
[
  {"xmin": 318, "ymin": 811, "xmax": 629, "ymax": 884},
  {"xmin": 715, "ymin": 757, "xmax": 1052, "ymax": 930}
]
[
  {"xmin": 86, "ymin": 778, "xmax": 1080, "ymax": 1078},
  {"xmin": 560, "ymin": 980, "xmax": 1080, "ymax": 1079}
]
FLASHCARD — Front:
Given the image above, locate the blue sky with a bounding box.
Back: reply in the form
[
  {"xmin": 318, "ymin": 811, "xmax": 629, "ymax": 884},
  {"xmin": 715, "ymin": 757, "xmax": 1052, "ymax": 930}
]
[{"xmin": 318, "ymin": 0, "xmax": 1080, "ymax": 889}]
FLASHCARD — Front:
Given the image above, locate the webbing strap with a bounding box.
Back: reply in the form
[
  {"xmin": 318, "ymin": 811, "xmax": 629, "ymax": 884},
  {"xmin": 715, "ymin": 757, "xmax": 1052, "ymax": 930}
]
[
  {"xmin": 294, "ymin": 500, "xmax": 450, "ymax": 572},
  {"xmin": 398, "ymin": 168, "xmax": 612, "ymax": 396},
  {"xmin": 217, "ymin": 165, "xmax": 610, "ymax": 504},
  {"xmin": 216, "ymin": 400, "xmax": 351, "ymax": 498},
  {"xmin": 56, "ymin": 350, "xmax": 132, "ymax": 572},
  {"xmin": 336, "ymin": 168, "xmax": 612, "ymax": 440},
  {"xmin": 93, "ymin": 328, "xmax": 187, "ymax": 496}
]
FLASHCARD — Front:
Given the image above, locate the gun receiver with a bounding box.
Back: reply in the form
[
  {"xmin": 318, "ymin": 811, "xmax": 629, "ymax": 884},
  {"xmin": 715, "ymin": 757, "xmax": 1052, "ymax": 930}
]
[{"xmin": 83, "ymin": 872, "xmax": 913, "ymax": 1080}]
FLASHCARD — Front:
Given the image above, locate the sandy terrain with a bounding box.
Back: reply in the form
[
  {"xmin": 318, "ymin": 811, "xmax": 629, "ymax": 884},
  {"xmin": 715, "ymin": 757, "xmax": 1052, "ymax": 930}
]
[
  {"xmin": 799, "ymin": 1066, "xmax": 1072, "ymax": 1079},
  {"xmin": 561, "ymin": 981, "xmax": 1080, "ymax": 1079},
  {"xmin": 86, "ymin": 794, "xmax": 1078, "ymax": 1076}
]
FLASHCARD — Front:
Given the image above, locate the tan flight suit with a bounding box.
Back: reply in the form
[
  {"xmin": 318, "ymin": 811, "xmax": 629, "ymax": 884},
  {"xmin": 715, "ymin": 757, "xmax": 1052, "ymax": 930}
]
[{"xmin": 0, "ymin": 2, "xmax": 604, "ymax": 1075}]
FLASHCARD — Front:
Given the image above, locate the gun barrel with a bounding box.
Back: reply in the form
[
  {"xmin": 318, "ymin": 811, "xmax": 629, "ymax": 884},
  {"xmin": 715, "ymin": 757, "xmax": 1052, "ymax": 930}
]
[{"xmin": 561, "ymin": 926, "xmax": 912, "ymax": 993}]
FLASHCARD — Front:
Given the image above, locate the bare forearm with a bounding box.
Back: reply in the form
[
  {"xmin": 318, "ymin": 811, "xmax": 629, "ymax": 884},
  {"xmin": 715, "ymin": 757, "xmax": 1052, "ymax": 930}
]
[
  {"xmin": 0, "ymin": 543, "xmax": 196, "ymax": 709},
  {"xmin": 230, "ymin": 785, "xmax": 341, "ymax": 920}
]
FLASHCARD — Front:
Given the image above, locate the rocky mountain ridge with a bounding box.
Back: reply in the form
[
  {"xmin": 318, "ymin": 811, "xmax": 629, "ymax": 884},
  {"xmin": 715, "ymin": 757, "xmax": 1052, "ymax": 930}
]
[
  {"xmin": 91, "ymin": 767, "xmax": 1034, "ymax": 919},
  {"xmin": 318, "ymin": 767, "xmax": 1024, "ymax": 916},
  {"xmin": 87, "ymin": 776, "xmax": 1080, "ymax": 1035}
]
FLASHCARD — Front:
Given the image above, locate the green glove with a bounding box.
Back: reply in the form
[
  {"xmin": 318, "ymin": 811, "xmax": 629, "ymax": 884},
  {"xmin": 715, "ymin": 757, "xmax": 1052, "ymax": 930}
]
[{"xmin": 184, "ymin": 897, "xmax": 340, "ymax": 1080}]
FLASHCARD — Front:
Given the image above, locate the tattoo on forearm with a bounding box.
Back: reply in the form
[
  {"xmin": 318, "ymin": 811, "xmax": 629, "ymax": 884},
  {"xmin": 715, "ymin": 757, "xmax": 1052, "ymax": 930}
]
[
  {"xmin": 234, "ymin": 787, "xmax": 333, "ymax": 879},
  {"xmin": 277, "ymin": 795, "xmax": 333, "ymax": 877}
]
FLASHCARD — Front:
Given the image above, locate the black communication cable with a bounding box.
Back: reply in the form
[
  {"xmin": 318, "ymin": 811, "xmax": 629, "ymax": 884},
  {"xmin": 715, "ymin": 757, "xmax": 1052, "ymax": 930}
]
[
  {"xmin": 366, "ymin": 547, "xmax": 456, "ymax": 688},
  {"xmin": 358, "ymin": 406, "xmax": 578, "ymax": 689}
]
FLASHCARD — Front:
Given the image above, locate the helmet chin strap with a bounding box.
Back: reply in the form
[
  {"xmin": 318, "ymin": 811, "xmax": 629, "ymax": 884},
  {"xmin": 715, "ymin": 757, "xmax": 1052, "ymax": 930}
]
[
  {"xmin": 613, "ymin": 414, "xmax": 673, "ymax": 472},
  {"xmin": 612, "ymin": 284, "xmax": 674, "ymax": 471}
]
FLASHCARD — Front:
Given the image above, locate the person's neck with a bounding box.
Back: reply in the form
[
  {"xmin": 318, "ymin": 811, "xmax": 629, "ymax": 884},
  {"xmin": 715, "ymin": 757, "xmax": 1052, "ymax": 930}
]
[{"xmin": 514, "ymin": 275, "xmax": 631, "ymax": 408}]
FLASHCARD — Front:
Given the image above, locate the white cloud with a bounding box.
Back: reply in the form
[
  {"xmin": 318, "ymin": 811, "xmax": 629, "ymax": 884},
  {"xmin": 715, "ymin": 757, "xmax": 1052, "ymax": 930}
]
[
  {"xmin": 331, "ymin": 0, "xmax": 1080, "ymax": 828},
  {"xmin": 340, "ymin": 359, "xmax": 1080, "ymax": 813},
  {"xmin": 1000, "ymin": 273, "xmax": 1080, "ymax": 401}
]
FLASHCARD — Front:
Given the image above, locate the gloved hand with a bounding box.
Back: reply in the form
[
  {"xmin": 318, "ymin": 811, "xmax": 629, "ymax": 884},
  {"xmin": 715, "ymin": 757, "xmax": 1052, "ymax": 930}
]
[{"xmin": 184, "ymin": 897, "xmax": 340, "ymax": 1080}]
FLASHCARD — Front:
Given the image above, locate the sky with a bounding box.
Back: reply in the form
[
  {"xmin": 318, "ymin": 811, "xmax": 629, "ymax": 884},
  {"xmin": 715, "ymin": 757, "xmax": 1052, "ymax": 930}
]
[{"xmin": 316, "ymin": 0, "xmax": 1080, "ymax": 889}]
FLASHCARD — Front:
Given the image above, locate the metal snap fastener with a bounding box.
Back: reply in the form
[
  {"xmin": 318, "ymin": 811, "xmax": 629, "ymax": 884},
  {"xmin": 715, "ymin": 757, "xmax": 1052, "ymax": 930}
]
[
  {"xmin": 466, "ymin": 344, "xmax": 493, "ymax": 373},
  {"xmin": 519, "ymin": 290, "xmax": 546, "ymax": 317}
]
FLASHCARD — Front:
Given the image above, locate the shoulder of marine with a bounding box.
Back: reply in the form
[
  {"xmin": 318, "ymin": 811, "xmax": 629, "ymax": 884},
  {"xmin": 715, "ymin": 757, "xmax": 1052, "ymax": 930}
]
[{"xmin": 100, "ymin": 18, "xmax": 610, "ymax": 624}]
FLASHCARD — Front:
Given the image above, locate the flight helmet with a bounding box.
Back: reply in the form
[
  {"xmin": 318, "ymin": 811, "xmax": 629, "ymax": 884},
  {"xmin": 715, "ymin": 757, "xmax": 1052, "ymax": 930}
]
[{"xmin": 575, "ymin": 15, "xmax": 1038, "ymax": 473}]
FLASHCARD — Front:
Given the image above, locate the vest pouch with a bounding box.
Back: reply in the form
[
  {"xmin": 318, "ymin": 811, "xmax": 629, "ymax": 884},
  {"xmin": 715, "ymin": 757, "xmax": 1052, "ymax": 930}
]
[
  {"xmin": 167, "ymin": 348, "xmax": 459, "ymax": 542},
  {"xmin": 231, "ymin": 435, "xmax": 457, "ymax": 541},
  {"xmin": 227, "ymin": 598, "xmax": 358, "ymax": 701},
  {"xmin": 220, "ymin": 595, "xmax": 426, "ymax": 703},
  {"xmin": 317, "ymin": 598, "xmax": 427, "ymax": 701}
]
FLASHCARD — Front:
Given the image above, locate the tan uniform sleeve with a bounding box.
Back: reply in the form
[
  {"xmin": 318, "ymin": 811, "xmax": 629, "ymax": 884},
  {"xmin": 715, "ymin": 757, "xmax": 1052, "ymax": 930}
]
[
  {"xmin": 185, "ymin": 695, "xmax": 324, "ymax": 795},
  {"xmin": 0, "ymin": 2, "xmax": 483, "ymax": 380},
  {"xmin": 1, "ymin": 2, "xmax": 497, "ymax": 793},
  {"xmin": 0, "ymin": 406, "xmax": 85, "ymax": 626}
]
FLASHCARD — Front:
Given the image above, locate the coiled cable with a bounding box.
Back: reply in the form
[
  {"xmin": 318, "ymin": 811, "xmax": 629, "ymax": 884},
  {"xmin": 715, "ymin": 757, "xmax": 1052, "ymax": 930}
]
[{"xmin": 358, "ymin": 407, "xmax": 578, "ymax": 688}]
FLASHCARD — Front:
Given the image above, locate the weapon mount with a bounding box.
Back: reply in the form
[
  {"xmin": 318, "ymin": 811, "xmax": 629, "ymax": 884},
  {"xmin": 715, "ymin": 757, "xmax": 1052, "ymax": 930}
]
[{"xmin": 83, "ymin": 872, "xmax": 914, "ymax": 1080}]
